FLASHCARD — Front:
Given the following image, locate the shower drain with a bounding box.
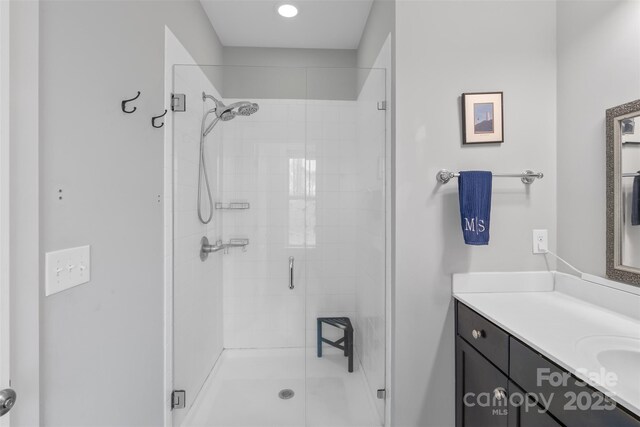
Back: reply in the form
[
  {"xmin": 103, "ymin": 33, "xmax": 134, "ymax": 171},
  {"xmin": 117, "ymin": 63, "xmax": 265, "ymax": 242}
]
[{"xmin": 278, "ymin": 389, "xmax": 295, "ymax": 400}]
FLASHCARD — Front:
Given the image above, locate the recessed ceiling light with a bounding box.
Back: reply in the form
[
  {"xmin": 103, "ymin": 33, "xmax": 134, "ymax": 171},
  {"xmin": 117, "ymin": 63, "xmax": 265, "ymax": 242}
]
[{"xmin": 277, "ymin": 4, "xmax": 298, "ymax": 18}]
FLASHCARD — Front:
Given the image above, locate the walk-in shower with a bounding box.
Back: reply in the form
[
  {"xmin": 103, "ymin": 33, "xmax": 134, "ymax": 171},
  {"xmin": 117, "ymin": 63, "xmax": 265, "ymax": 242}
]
[
  {"xmin": 198, "ymin": 92, "xmax": 259, "ymax": 224},
  {"xmin": 170, "ymin": 64, "xmax": 389, "ymax": 427}
]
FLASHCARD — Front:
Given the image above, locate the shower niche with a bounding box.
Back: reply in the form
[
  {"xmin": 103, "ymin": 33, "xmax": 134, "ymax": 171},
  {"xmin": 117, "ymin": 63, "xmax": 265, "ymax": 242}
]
[{"xmin": 169, "ymin": 64, "xmax": 388, "ymax": 427}]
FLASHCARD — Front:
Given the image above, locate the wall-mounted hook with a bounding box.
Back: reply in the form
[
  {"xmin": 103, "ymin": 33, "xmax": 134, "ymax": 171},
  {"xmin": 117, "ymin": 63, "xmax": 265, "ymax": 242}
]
[
  {"xmin": 121, "ymin": 91, "xmax": 141, "ymax": 114},
  {"xmin": 152, "ymin": 109, "xmax": 167, "ymax": 128}
]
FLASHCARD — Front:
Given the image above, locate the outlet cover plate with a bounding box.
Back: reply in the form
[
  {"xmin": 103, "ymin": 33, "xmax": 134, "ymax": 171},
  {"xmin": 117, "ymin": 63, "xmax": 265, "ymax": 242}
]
[{"xmin": 532, "ymin": 229, "xmax": 548, "ymax": 254}]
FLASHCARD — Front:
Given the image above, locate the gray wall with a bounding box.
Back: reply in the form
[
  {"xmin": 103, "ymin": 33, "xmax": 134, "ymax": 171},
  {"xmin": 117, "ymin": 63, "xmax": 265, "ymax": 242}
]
[
  {"xmin": 39, "ymin": 1, "xmax": 223, "ymax": 425},
  {"xmin": 222, "ymin": 46, "xmax": 357, "ymax": 68},
  {"xmin": 356, "ymin": 0, "xmax": 394, "ymax": 71},
  {"xmin": 557, "ymin": 0, "xmax": 640, "ymax": 277},
  {"xmin": 9, "ymin": 0, "xmax": 40, "ymax": 425},
  {"xmin": 394, "ymin": 1, "xmax": 557, "ymax": 425},
  {"xmin": 219, "ymin": 47, "xmax": 358, "ymax": 100}
]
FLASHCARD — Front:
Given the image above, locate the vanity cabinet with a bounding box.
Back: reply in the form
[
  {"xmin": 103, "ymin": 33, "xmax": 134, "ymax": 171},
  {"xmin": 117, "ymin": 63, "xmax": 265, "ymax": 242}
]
[{"xmin": 455, "ymin": 301, "xmax": 640, "ymax": 427}]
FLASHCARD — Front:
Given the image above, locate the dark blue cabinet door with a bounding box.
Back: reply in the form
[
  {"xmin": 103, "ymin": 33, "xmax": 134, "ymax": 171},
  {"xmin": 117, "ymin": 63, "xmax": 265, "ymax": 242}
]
[
  {"xmin": 456, "ymin": 337, "xmax": 509, "ymax": 427},
  {"xmin": 507, "ymin": 381, "xmax": 563, "ymax": 427}
]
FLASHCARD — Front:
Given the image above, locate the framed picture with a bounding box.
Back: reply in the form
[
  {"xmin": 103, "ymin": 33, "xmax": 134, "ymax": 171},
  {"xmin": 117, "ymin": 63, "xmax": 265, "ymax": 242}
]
[{"xmin": 461, "ymin": 92, "xmax": 503, "ymax": 144}]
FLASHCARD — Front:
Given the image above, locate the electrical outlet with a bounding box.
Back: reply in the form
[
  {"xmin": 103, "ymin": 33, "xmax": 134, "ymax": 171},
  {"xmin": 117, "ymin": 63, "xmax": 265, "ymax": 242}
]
[{"xmin": 532, "ymin": 229, "xmax": 548, "ymax": 254}]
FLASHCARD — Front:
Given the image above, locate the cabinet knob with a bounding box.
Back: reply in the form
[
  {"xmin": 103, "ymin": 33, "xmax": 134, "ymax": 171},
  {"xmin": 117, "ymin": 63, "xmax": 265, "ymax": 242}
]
[
  {"xmin": 471, "ymin": 329, "xmax": 485, "ymax": 339},
  {"xmin": 493, "ymin": 387, "xmax": 507, "ymax": 401}
]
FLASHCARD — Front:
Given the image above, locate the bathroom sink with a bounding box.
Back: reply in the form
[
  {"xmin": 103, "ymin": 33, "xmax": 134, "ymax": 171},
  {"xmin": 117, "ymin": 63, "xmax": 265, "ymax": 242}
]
[
  {"xmin": 597, "ymin": 349, "xmax": 640, "ymax": 380},
  {"xmin": 575, "ymin": 336, "xmax": 640, "ymax": 399}
]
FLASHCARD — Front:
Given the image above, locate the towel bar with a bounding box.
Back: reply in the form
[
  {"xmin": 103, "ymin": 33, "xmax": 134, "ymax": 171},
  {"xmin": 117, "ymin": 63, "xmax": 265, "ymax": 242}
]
[{"xmin": 437, "ymin": 169, "xmax": 544, "ymax": 185}]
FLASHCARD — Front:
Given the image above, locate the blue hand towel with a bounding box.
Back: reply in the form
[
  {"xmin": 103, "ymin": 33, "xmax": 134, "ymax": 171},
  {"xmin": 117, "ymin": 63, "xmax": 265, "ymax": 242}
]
[
  {"xmin": 458, "ymin": 171, "xmax": 492, "ymax": 245},
  {"xmin": 632, "ymin": 175, "xmax": 640, "ymax": 226}
]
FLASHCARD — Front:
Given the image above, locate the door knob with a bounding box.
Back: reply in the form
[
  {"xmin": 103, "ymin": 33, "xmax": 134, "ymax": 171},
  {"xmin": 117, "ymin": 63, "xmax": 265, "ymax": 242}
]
[
  {"xmin": 0, "ymin": 388, "xmax": 16, "ymax": 416},
  {"xmin": 493, "ymin": 387, "xmax": 507, "ymax": 401},
  {"xmin": 472, "ymin": 329, "xmax": 485, "ymax": 339}
]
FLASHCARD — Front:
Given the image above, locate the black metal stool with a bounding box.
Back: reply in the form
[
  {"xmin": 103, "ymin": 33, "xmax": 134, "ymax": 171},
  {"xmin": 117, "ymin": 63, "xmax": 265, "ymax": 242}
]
[{"xmin": 317, "ymin": 317, "xmax": 353, "ymax": 373}]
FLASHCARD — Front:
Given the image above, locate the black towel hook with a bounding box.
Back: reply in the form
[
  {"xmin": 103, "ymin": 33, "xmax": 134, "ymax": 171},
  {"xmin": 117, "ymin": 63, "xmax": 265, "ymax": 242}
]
[
  {"xmin": 152, "ymin": 109, "xmax": 167, "ymax": 128},
  {"xmin": 121, "ymin": 91, "xmax": 141, "ymax": 114}
]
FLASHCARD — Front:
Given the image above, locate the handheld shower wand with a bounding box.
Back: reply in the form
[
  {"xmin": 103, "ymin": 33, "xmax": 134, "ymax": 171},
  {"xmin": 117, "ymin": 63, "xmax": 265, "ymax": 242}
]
[
  {"xmin": 197, "ymin": 108, "xmax": 219, "ymax": 225},
  {"xmin": 197, "ymin": 92, "xmax": 259, "ymax": 225}
]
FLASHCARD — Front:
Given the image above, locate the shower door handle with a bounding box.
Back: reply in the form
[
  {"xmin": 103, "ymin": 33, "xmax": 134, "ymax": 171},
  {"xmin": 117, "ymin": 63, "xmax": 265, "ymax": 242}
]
[{"xmin": 289, "ymin": 256, "xmax": 294, "ymax": 290}]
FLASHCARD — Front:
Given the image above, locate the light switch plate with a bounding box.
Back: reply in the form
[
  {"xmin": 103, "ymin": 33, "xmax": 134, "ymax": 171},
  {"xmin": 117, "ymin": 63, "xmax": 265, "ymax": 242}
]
[{"xmin": 45, "ymin": 245, "xmax": 91, "ymax": 296}]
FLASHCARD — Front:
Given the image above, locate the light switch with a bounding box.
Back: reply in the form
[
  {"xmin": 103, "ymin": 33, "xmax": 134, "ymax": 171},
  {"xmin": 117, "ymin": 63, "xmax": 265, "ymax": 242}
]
[{"xmin": 45, "ymin": 245, "xmax": 91, "ymax": 296}]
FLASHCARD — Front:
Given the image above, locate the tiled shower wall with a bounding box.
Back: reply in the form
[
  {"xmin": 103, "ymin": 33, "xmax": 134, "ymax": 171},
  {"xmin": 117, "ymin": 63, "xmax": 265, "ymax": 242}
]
[
  {"xmin": 305, "ymin": 100, "xmax": 361, "ymax": 348},
  {"xmin": 220, "ymin": 99, "xmax": 308, "ymax": 349},
  {"xmin": 220, "ymin": 99, "xmax": 364, "ymax": 349}
]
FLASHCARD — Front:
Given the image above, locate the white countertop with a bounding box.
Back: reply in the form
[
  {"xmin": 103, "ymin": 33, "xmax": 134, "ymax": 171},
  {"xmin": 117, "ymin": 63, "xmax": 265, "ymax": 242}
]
[{"xmin": 453, "ymin": 272, "xmax": 640, "ymax": 417}]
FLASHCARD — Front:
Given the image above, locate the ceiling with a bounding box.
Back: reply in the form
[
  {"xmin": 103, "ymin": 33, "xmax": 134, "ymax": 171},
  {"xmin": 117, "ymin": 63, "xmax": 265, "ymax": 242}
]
[{"xmin": 200, "ymin": 0, "xmax": 374, "ymax": 50}]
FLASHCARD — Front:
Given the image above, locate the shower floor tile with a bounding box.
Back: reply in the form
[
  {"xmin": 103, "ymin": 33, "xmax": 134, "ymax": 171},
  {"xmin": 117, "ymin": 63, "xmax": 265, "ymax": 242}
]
[{"xmin": 182, "ymin": 348, "xmax": 382, "ymax": 427}]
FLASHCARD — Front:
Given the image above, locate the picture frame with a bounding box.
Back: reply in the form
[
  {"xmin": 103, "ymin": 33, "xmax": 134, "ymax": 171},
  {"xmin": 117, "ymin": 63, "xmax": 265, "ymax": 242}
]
[{"xmin": 461, "ymin": 92, "xmax": 504, "ymax": 144}]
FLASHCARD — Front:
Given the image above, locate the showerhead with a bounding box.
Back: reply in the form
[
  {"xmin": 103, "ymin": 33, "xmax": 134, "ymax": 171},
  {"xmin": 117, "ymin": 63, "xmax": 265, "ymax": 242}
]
[
  {"xmin": 224, "ymin": 101, "xmax": 259, "ymax": 118},
  {"xmin": 219, "ymin": 110, "xmax": 237, "ymax": 121},
  {"xmin": 237, "ymin": 103, "xmax": 259, "ymax": 116},
  {"xmin": 202, "ymin": 92, "xmax": 259, "ymax": 122}
]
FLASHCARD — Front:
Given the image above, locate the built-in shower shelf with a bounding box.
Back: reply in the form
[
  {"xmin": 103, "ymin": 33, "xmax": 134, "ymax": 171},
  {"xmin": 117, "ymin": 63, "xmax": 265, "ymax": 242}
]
[
  {"xmin": 228, "ymin": 238, "xmax": 250, "ymax": 247},
  {"xmin": 215, "ymin": 202, "xmax": 250, "ymax": 210}
]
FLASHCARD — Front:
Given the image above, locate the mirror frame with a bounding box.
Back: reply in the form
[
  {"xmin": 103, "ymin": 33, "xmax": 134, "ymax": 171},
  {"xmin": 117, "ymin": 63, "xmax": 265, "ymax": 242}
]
[{"xmin": 606, "ymin": 99, "xmax": 640, "ymax": 286}]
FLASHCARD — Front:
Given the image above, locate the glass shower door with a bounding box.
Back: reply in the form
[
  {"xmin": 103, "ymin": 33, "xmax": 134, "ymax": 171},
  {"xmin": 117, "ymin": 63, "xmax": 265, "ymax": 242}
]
[
  {"xmin": 304, "ymin": 67, "xmax": 388, "ymax": 426},
  {"xmin": 171, "ymin": 65, "xmax": 308, "ymax": 426},
  {"xmin": 171, "ymin": 64, "xmax": 226, "ymax": 427},
  {"xmin": 170, "ymin": 63, "xmax": 387, "ymax": 427}
]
